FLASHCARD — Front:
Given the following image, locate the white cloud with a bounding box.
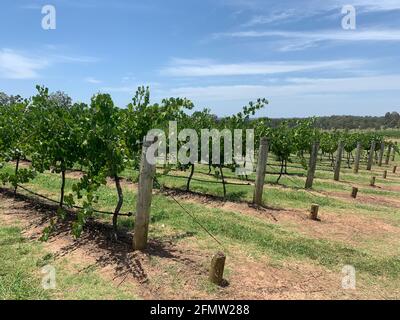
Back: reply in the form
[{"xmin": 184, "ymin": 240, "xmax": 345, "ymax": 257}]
[
  {"xmin": 223, "ymin": 0, "xmax": 400, "ymax": 14},
  {"xmin": 0, "ymin": 48, "xmax": 100, "ymax": 80},
  {"xmin": 161, "ymin": 58, "xmax": 366, "ymax": 77},
  {"xmin": 242, "ymin": 11, "xmax": 297, "ymax": 27},
  {"xmin": 101, "ymin": 82, "xmax": 160, "ymax": 93},
  {"xmin": 54, "ymin": 55, "xmax": 100, "ymax": 63},
  {"xmin": 340, "ymin": 0, "xmax": 400, "ymax": 12},
  {"xmin": 0, "ymin": 49, "xmax": 48, "ymax": 79},
  {"xmin": 162, "ymin": 74, "xmax": 400, "ymax": 101},
  {"xmin": 85, "ymin": 77, "xmax": 102, "ymax": 84},
  {"xmin": 100, "ymin": 86, "xmax": 138, "ymax": 93},
  {"xmin": 215, "ymin": 29, "xmax": 400, "ymax": 41},
  {"xmin": 213, "ymin": 29, "xmax": 400, "ymax": 51},
  {"xmin": 220, "ymin": 0, "xmax": 400, "ymax": 36}
]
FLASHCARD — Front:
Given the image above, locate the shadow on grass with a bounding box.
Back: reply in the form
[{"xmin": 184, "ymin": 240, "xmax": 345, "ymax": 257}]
[
  {"xmin": 159, "ymin": 186, "xmax": 286, "ymax": 213},
  {"xmin": 0, "ymin": 187, "xmax": 201, "ymax": 286}
]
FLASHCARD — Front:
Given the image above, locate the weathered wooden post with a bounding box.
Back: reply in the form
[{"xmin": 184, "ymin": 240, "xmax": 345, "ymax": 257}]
[
  {"xmin": 385, "ymin": 144, "xmax": 392, "ymax": 165},
  {"xmin": 383, "ymin": 170, "xmax": 388, "ymax": 179},
  {"xmin": 353, "ymin": 142, "xmax": 362, "ymax": 174},
  {"xmin": 334, "ymin": 141, "xmax": 344, "ymax": 181},
  {"xmin": 134, "ymin": 136, "xmax": 157, "ymax": 251},
  {"xmin": 351, "ymin": 187, "xmax": 358, "ymax": 199},
  {"xmin": 310, "ymin": 204, "xmax": 320, "ymax": 221},
  {"xmin": 209, "ymin": 251, "xmax": 226, "ymax": 286},
  {"xmin": 378, "ymin": 142, "xmax": 385, "ymax": 167},
  {"xmin": 253, "ymin": 137, "xmax": 268, "ymax": 206},
  {"xmin": 370, "ymin": 176, "xmax": 376, "ymax": 187},
  {"xmin": 305, "ymin": 141, "xmax": 320, "ymax": 189},
  {"xmin": 366, "ymin": 141, "xmax": 376, "ymax": 171},
  {"xmin": 392, "ymin": 142, "xmax": 397, "ymax": 162},
  {"xmin": 394, "ymin": 166, "xmax": 397, "ymax": 174}
]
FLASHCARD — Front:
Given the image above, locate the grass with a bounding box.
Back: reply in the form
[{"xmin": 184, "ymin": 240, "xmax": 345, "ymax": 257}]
[
  {"xmin": 1, "ymin": 151, "xmax": 400, "ymax": 299},
  {"xmin": 0, "ymin": 219, "xmax": 138, "ymax": 300},
  {"xmin": 0, "ymin": 225, "xmax": 49, "ymax": 300},
  {"xmin": 6, "ymin": 168, "xmax": 400, "ymax": 277}
]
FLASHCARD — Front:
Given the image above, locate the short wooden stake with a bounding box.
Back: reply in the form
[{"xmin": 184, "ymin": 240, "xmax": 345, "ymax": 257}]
[
  {"xmin": 394, "ymin": 166, "xmax": 397, "ymax": 174},
  {"xmin": 310, "ymin": 204, "xmax": 319, "ymax": 221},
  {"xmin": 209, "ymin": 251, "xmax": 226, "ymax": 286},
  {"xmin": 370, "ymin": 176, "xmax": 376, "ymax": 187},
  {"xmin": 383, "ymin": 170, "xmax": 387, "ymax": 179},
  {"xmin": 351, "ymin": 187, "xmax": 358, "ymax": 199}
]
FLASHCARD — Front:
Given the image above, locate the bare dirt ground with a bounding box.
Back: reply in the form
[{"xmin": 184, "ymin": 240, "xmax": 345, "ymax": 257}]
[
  {"xmin": 160, "ymin": 188, "xmax": 400, "ymax": 247},
  {"xmin": 1, "ymin": 188, "xmax": 399, "ymax": 299}
]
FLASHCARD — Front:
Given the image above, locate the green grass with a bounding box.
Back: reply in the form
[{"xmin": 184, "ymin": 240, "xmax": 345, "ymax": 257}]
[
  {"xmin": 0, "ymin": 220, "xmax": 138, "ymax": 300},
  {"xmin": 7, "ymin": 170, "xmax": 400, "ymax": 278},
  {"xmin": 0, "ymin": 225, "xmax": 49, "ymax": 300},
  {"xmin": 1, "ymin": 153, "xmax": 400, "ymax": 298}
]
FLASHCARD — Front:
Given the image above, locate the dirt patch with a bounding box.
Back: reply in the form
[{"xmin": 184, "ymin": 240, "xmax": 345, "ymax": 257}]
[
  {"xmin": 326, "ymin": 190, "xmax": 400, "ymax": 209},
  {"xmin": 160, "ymin": 188, "xmax": 400, "ymax": 247},
  {"xmin": 381, "ymin": 185, "xmax": 400, "ymax": 192},
  {"xmin": 1, "ymin": 189, "xmax": 399, "ymax": 299}
]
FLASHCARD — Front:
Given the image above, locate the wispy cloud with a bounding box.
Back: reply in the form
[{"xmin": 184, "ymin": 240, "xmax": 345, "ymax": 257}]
[
  {"xmin": 54, "ymin": 55, "xmax": 100, "ymax": 63},
  {"xmin": 242, "ymin": 10, "xmax": 297, "ymax": 27},
  {"xmin": 0, "ymin": 49, "xmax": 48, "ymax": 79},
  {"xmin": 161, "ymin": 58, "xmax": 366, "ymax": 77},
  {"xmin": 213, "ymin": 28, "xmax": 400, "ymax": 51},
  {"xmin": 214, "ymin": 29, "xmax": 400, "ymax": 41},
  {"xmin": 20, "ymin": 0, "xmax": 156, "ymax": 11},
  {"xmin": 100, "ymin": 86, "xmax": 137, "ymax": 93},
  {"xmin": 84, "ymin": 77, "xmax": 102, "ymax": 84},
  {"xmin": 0, "ymin": 47, "xmax": 100, "ymax": 80},
  {"xmin": 344, "ymin": 0, "xmax": 400, "ymax": 12},
  {"xmin": 223, "ymin": 0, "xmax": 400, "ymax": 33},
  {"xmin": 163, "ymin": 74, "xmax": 400, "ymax": 101},
  {"xmin": 222, "ymin": 0, "xmax": 400, "ymax": 14}
]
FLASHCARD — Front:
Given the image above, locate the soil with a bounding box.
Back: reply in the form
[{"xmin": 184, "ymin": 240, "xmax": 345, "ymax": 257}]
[{"xmin": 1, "ymin": 188, "xmax": 398, "ymax": 299}]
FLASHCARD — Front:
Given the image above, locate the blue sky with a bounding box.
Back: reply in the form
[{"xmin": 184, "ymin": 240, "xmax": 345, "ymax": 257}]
[{"xmin": 1, "ymin": 0, "xmax": 400, "ymax": 117}]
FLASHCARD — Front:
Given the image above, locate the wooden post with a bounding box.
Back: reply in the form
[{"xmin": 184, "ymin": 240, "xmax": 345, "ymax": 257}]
[
  {"xmin": 378, "ymin": 142, "xmax": 385, "ymax": 167},
  {"xmin": 305, "ymin": 141, "xmax": 320, "ymax": 189},
  {"xmin": 383, "ymin": 170, "xmax": 387, "ymax": 179},
  {"xmin": 366, "ymin": 141, "xmax": 376, "ymax": 171},
  {"xmin": 253, "ymin": 138, "xmax": 268, "ymax": 206},
  {"xmin": 385, "ymin": 144, "xmax": 392, "ymax": 165},
  {"xmin": 351, "ymin": 187, "xmax": 358, "ymax": 199},
  {"xmin": 134, "ymin": 136, "xmax": 157, "ymax": 251},
  {"xmin": 310, "ymin": 204, "xmax": 319, "ymax": 221},
  {"xmin": 370, "ymin": 176, "xmax": 376, "ymax": 187},
  {"xmin": 209, "ymin": 251, "xmax": 226, "ymax": 286},
  {"xmin": 392, "ymin": 142, "xmax": 397, "ymax": 162},
  {"xmin": 353, "ymin": 142, "xmax": 362, "ymax": 174},
  {"xmin": 394, "ymin": 166, "xmax": 397, "ymax": 174},
  {"xmin": 334, "ymin": 141, "xmax": 344, "ymax": 181}
]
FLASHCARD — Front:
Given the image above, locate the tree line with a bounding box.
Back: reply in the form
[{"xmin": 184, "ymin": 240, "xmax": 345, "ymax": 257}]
[{"xmin": 268, "ymin": 112, "xmax": 400, "ymax": 130}]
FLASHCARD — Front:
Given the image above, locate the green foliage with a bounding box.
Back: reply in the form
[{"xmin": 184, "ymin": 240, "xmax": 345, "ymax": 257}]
[
  {"xmin": 0, "ymin": 94, "xmax": 35, "ymax": 188},
  {"xmin": 1, "ymin": 85, "xmax": 395, "ymax": 240}
]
